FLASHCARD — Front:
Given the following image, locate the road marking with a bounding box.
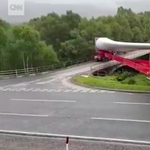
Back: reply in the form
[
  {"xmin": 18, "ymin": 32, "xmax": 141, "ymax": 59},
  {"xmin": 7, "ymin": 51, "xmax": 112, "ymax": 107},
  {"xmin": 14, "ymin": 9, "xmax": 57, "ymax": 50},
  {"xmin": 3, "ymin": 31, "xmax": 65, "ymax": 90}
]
[
  {"xmin": 72, "ymin": 89, "xmax": 81, "ymax": 92},
  {"xmin": 24, "ymin": 88, "xmax": 34, "ymax": 91},
  {"xmin": 36, "ymin": 78, "xmax": 57, "ymax": 84},
  {"xmin": 0, "ymin": 130, "xmax": 150, "ymax": 145},
  {"xmin": 16, "ymin": 89, "xmax": 22, "ymax": 91},
  {"xmin": 114, "ymin": 102, "xmax": 150, "ymax": 105},
  {"xmin": 6, "ymin": 79, "xmax": 42, "ymax": 88},
  {"xmin": 91, "ymin": 117, "xmax": 150, "ymax": 123},
  {"xmin": 0, "ymin": 113, "xmax": 48, "ymax": 117},
  {"xmin": 98, "ymin": 90, "xmax": 106, "ymax": 93},
  {"xmin": 63, "ymin": 89, "xmax": 72, "ymax": 92},
  {"xmin": 40, "ymin": 89, "xmax": 50, "ymax": 92},
  {"xmin": 29, "ymin": 74, "xmax": 35, "ymax": 76},
  {"xmin": 8, "ymin": 88, "xmax": 15, "ymax": 91},
  {"xmin": 123, "ymin": 93, "xmax": 133, "ymax": 95},
  {"xmin": 11, "ymin": 83, "xmax": 27, "ymax": 87},
  {"xmin": 17, "ymin": 75, "xmax": 23, "ymax": 77},
  {"xmin": 1, "ymin": 89, "xmax": 8, "ymax": 91},
  {"xmin": 32, "ymin": 89, "xmax": 41, "ymax": 92},
  {"xmin": 11, "ymin": 99, "xmax": 76, "ymax": 103},
  {"xmin": 80, "ymin": 90, "xmax": 90, "ymax": 93},
  {"xmin": 53, "ymin": 89, "xmax": 62, "ymax": 92},
  {"xmin": 42, "ymin": 72, "xmax": 48, "ymax": 74},
  {"xmin": 36, "ymin": 82, "xmax": 46, "ymax": 84},
  {"xmin": 89, "ymin": 90, "xmax": 98, "ymax": 93},
  {"xmin": 107, "ymin": 91, "xmax": 115, "ymax": 94},
  {"xmin": 81, "ymin": 75, "xmax": 89, "ymax": 77}
]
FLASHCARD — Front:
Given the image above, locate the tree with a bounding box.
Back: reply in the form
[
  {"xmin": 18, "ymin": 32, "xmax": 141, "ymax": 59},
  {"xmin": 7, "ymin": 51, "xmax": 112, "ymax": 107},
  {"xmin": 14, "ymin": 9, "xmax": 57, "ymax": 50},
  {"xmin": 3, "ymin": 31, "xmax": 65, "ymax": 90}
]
[
  {"xmin": 1, "ymin": 6, "xmax": 150, "ymax": 70},
  {"xmin": 61, "ymin": 10, "xmax": 81, "ymax": 30},
  {"xmin": 132, "ymin": 27, "xmax": 143, "ymax": 42},
  {"xmin": 0, "ymin": 27, "xmax": 7, "ymax": 70},
  {"xmin": 7, "ymin": 24, "xmax": 58, "ymax": 69}
]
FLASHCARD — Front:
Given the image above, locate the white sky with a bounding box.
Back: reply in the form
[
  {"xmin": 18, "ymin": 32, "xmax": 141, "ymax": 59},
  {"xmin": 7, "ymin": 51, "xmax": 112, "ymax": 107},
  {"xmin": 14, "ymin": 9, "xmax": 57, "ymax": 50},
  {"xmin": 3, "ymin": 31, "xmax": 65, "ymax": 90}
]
[
  {"xmin": 27, "ymin": 0, "xmax": 138, "ymax": 4},
  {"xmin": 32, "ymin": 0, "xmax": 108, "ymax": 4}
]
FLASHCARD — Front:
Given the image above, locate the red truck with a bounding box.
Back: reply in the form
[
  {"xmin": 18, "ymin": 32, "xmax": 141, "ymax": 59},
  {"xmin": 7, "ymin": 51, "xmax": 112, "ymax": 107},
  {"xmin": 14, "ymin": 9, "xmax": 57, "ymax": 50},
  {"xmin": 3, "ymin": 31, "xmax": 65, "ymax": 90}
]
[{"xmin": 94, "ymin": 50, "xmax": 114, "ymax": 62}]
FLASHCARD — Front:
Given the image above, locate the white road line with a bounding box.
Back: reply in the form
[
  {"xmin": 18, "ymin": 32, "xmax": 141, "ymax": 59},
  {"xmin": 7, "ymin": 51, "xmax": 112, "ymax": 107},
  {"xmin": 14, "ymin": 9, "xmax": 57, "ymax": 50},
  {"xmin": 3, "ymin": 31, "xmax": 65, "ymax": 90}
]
[
  {"xmin": 29, "ymin": 74, "xmax": 35, "ymax": 76},
  {"xmin": 11, "ymin": 83, "xmax": 28, "ymax": 87},
  {"xmin": 10, "ymin": 99, "xmax": 76, "ymax": 103},
  {"xmin": 36, "ymin": 78, "xmax": 57, "ymax": 85},
  {"xmin": 42, "ymin": 72, "xmax": 48, "ymax": 74},
  {"xmin": 0, "ymin": 113, "xmax": 48, "ymax": 117},
  {"xmin": 24, "ymin": 88, "xmax": 34, "ymax": 91},
  {"xmin": 19, "ymin": 88, "xmax": 27, "ymax": 91},
  {"xmin": 47, "ymin": 89, "xmax": 55, "ymax": 92},
  {"xmin": 80, "ymin": 90, "xmax": 89, "ymax": 93},
  {"xmin": 39, "ymin": 89, "xmax": 55, "ymax": 92},
  {"xmin": 40, "ymin": 89, "xmax": 50, "ymax": 92},
  {"xmin": 17, "ymin": 75, "xmax": 23, "ymax": 78},
  {"xmin": 98, "ymin": 90, "xmax": 106, "ymax": 93},
  {"xmin": 107, "ymin": 91, "xmax": 115, "ymax": 94},
  {"xmin": 1, "ymin": 89, "xmax": 8, "ymax": 91},
  {"xmin": 91, "ymin": 117, "xmax": 150, "ymax": 123},
  {"xmin": 114, "ymin": 102, "xmax": 150, "ymax": 105},
  {"xmin": 16, "ymin": 89, "xmax": 22, "ymax": 91},
  {"xmin": 6, "ymin": 79, "xmax": 41, "ymax": 88},
  {"xmin": 0, "ymin": 130, "xmax": 150, "ymax": 145},
  {"xmin": 123, "ymin": 93, "xmax": 133, "ymax": 95},
  {"xmin": 72, "ymin": 89, "xmax": 81, "ymax": 92},
  {"xmin": 54, "ymin": 90, "xmax": 62, "ymax": 92},
  {"xmin": 32, "ymin": 89, "xmax": 41, "ymax": 92},
  {"xmin": 36, "ymin": 82, "xmax": 46, "ymax": 85},
  {"xmin": 89, "ymin": 90, "xmax": 98, "ymax": 93},
  {"xmin": 63, "ymin": 89, "xmax": 72, "ymax": 92},
  {"xmin": 7, "ymin": 88, "xmax": 15, "ymax": 91}
]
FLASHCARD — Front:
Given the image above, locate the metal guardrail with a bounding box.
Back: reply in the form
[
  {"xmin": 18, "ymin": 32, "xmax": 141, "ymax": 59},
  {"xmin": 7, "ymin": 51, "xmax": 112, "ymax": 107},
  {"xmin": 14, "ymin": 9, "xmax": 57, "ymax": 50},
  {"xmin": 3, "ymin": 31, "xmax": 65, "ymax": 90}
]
[{"xmin": 0, "ymin": 59, "xmax": 91, "ymax": 78}]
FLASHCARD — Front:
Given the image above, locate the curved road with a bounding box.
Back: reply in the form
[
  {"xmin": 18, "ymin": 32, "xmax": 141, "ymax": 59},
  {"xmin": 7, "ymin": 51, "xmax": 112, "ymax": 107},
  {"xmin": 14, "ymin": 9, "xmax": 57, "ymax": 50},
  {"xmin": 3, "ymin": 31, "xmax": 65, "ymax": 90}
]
[{"xmin": 0, "ymin": 62, "xmax": 150, "ymax": 143}]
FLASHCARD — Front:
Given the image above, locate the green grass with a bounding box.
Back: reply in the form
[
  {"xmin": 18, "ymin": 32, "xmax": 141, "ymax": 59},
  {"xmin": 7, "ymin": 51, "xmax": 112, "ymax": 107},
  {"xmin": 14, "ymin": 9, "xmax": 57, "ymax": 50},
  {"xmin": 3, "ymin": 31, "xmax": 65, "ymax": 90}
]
[{"xmin": 73, "ymin": 74, "xmax": 150, "ymax": 92}]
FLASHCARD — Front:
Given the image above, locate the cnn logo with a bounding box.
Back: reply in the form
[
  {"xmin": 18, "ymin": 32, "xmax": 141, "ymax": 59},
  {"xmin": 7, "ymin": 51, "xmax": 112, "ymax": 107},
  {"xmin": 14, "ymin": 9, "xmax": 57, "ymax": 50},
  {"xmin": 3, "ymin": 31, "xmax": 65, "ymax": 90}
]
[{"xmin": 8, "ymin": 0, "xmax": 25, "ymax": 16}]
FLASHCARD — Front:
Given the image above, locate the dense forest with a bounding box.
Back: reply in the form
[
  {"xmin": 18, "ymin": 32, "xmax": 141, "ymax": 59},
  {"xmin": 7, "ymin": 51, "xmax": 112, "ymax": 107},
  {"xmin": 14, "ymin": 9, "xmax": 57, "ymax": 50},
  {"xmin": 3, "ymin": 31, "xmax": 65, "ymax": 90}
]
[{"xmin": 0, "ymin": 6, "xmax": 150, "ymax": 70}]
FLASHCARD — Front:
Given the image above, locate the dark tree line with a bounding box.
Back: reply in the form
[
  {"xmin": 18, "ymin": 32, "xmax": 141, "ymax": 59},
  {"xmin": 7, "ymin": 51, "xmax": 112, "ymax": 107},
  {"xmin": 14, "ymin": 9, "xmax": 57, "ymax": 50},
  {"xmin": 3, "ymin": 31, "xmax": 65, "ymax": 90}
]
[{"xmin": 0, "ymin": 7, "xmax": 150, "ymax": 70}]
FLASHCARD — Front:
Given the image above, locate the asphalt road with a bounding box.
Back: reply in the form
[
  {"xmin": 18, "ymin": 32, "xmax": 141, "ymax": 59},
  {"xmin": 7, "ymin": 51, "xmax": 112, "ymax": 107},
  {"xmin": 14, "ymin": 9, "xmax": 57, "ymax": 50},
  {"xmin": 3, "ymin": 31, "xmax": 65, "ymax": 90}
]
[{"xmin": 0, "ymin": 62, "xmax": 150, "ymax": 144}]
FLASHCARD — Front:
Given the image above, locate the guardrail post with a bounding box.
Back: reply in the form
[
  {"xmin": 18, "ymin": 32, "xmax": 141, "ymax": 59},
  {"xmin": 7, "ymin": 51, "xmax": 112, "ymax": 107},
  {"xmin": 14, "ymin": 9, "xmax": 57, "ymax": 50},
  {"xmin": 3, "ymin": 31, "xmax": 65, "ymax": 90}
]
[
  {"xmin": 63, "ymin": 63, "xmax": 66, "ymax": 68},
  {"xmin": 15, "ymin": 70, "xmax": 18, "ymax": 77},
  {"xmin": 36, "ymin": 67, "xmax": 38, "ymax": 73},
  {"xmin": 24, "ymin": 68, "xmax": 26, "ymax": 74},
  {"xmin": 66, "ymin": 137, "xmax": 69, "ymax": 150}
]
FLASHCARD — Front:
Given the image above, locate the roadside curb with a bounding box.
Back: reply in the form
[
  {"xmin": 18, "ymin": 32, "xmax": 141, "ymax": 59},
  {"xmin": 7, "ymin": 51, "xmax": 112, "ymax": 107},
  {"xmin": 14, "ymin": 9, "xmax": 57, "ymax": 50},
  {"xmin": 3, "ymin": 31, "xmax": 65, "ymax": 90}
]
[
  {"xmin": 0, "ymin": 130, "xmax": 150, "ymax": 145},
  {"xmin": 71, "ymin": 75, "xmax": 150, "ymax": 95}
]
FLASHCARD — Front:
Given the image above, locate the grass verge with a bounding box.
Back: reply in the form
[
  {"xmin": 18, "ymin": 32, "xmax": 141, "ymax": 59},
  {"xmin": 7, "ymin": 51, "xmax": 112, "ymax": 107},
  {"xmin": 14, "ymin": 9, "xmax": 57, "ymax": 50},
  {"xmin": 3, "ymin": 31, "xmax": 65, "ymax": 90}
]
[{"xmin": 73, "ymin": 74, "xmax": 150, "ymax": 92}]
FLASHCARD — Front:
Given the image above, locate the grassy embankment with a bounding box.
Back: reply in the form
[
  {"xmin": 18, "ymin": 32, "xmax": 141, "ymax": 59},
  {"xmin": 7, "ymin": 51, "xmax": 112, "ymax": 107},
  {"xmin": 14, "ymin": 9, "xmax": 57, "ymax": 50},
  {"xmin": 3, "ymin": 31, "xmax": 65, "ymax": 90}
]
[{"xmin": 73, "ymin": 73, "xmax": 150, "ymax": 92}]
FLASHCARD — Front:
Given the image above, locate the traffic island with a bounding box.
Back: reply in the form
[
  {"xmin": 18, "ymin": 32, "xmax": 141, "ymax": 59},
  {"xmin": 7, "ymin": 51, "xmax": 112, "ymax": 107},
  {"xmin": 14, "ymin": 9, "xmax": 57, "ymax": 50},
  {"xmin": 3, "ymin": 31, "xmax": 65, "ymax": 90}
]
[{"xmin": 72, "ymin": 73, "xmax": 150, "ymax": 94}]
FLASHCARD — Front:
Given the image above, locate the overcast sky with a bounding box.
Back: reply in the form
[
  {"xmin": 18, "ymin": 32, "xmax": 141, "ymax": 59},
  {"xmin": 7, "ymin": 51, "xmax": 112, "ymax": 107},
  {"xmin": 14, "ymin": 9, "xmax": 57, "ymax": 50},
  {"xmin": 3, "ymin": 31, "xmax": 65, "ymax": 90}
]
[
  {"xmin": 0, "ymin": 0, "xmax": 149, "ymax": 23},
  {"xmin": 29, "ymin": 0, "xmax": 134, "ymax": 4}
]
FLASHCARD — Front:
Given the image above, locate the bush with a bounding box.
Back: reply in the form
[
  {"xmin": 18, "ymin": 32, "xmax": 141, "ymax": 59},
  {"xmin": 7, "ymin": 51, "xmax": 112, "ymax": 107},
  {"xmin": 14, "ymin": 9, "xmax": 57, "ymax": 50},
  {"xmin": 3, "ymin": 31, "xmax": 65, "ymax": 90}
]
[
  {"xmin": 116, "ymin": 72, "xmax": 130, "ymax": 81},
  {"xmin": 127, "ymin": 78, "xmax": 136, "ymax": 85}
]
